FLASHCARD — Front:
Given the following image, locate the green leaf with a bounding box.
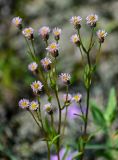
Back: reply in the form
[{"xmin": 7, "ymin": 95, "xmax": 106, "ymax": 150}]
[
  {"xmin": 91, "ymin": 103, "xmax": 107, "ymax": 129},
  {"xmin": 72, "ymin": 152, "xmax": 83, "ymax": 159},
  {"xmin": 105, "ymin": 88, "xmax": 117, "ymax": 125},
  {"xmin": 49, "ymin": 134, "xmax": 60, "ymax": 146}
]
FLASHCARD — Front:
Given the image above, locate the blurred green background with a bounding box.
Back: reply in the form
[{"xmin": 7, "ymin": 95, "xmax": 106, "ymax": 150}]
[{"xmin": 0, "ymin": 0, "xmax": 118, "ymax": 159}]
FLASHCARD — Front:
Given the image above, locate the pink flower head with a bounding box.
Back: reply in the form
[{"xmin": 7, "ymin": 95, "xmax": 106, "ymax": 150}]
[
  {"xmin": 29, "ymin": 101, "xmax": 39, "ymax": 111},
  {"xmin": 12, "ymin": 17, "xmax": 22, "ymax": 29},
  {"xmin": 38, "ymin": 26, "xmax": 50, "ymax": 41},
  {"xmin": 53, "ymin": 27, "xmax": 62, "ymax": 40},
  {"xmin": 72, "ymin": 93, "xmax": 82, "ymax": 103},
  {"xmin": 44, "ymin": 103, "xmax": 53, "ymax": 114},
  {"xmin": 46, "ymin": 42, "xmax": 59, "ymax": 57},
  {"xmin": 70, "ymin": 16, "xmax": 82, "ymax": 29},
  {"xmin": 31, "ymin": 81, "xmax": 43, "ymax": 93},
  {"xmin": 41, "ymin": 57, "xmax": 52, "ymax": 70},
  {"xmin": 22, "ymin": 27, "xmax": 34, "ymax": 40},
  {"xmin": 28, "ymin": 62, "xmax": 38, "ymax": 72},
  {"xmin": 63, "ymin": 93, "xmax": 72, "ymax": 103},
  {"xmin": 18, "ymin": 98, "xmax": 29, "ymax": 109},
  {"xmin": 97, "ymin": 30, "xmax": 107, "ymax": 43},
  {"xmin": 71, "ymin": 34, "xmax": 80, "ymax": 45},
  {"xmin": 86, "ymin": 14, "xmax": 98, "ymax": 27},
  {"xmin": 59, "ymin": 73, "xmax": 71, "ymax": 85}
]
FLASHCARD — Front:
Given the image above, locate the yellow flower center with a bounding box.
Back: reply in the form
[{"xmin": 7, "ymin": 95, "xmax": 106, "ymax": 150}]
[
  {"xmin": 33, "ymin": 83, "xmax": 39, "ymax": 89},
  {"xmin": 100, "ymin": 32, "xmax": 105, "ymax": 37},
  {"xmin": 74, "ymin": 95, "xmax": 80, "ymax": 101},
  {"xmin": 50, "ymin": 44, "xmax": 56, "ymax": 49},
  {"xmin": 21, "ymin": 102, "xmax": 28, "ymax": 107},
  {"xmin": 31, "ymin": 65, "xmax": 36, "ymax": 70},
  {"xmin": 44, "ymin": 60, "xmax": 49, "ymax": 65},
  {"xmin": 15, "ymin": 19, "xmax": 19, "ymax": 25},
  {"xmin": 46, "ymin": 106, "xmax": 51, "ymax": 112},
  {"xmin": 54, "ymin": 31, "xmax": 59, "ymax": 36},
  {"xmin": 31, "ymin": 103, "xmax": 37, "ymax": 110},
  {"xmin": 89, "ymin": 16, "xmax": 95, "ymax": 21},
  {"xmin": 25, "ymin": 29, "xmax": 32, "ymax": 34},
  {"xmin": 73, "ymin": 37, "xmax": 78, "ymax": 42},
  {"xmin": 73, "ymin": 18, "xmax": 78, "ymax": 24}
]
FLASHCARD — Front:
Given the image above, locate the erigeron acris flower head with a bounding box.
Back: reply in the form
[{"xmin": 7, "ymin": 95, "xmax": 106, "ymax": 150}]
[
  {"xmin": 41, "ymin": 57, "xmax": 52, "ymax": 71},
  {"xmin": 18, "ymin": 98, "xmax": 29, "ymax": 109},
  {"xmin": 44, "ymin": 103, "xmax": 53, "ymax": 115},
  {"xmin": 63, "ymin": 94, "xmax": 72, "ymax": 103},
  {"xmin": 53, "ymin": 27, "xmax": 62, "ymax": 41},
  {"xmin": 12, "ymin": 17, "xmax": 22, "ymax": 29},
  {"xmin": 70, "ymin": 16, "xmax": 82, "ymax": 29},
  {"xmin": 28, "ymin": 62, "xmax": 38, "ymax": 72},
  {"xmin": 86, "ymin": 14, "xmax": 98, "ymax": 27},
  {"xmin": 72, "ymin": 93, "xmax": 82, "ymax": 103},
  {"xmin": 31, "ymin": 81, "xmax": 43, "ymax": 94},
  {"xmin": 97, "ymin": 30, "xmax": 107, "ymax": 43},
  {"xmin": 59, "ymin": 73, "xmax": 71, "ymax": 85},
  {"xmin": 46, "ymin": 42, "xmax": 59, "ymax": 57},
  {"xmin": 22, "ymin": 27, "xmax": 34, "ymax": 40},
  {"xmin": 71, "ymin": 34, "xmax": 80, "ymax": 46},
  {"xmin": 29, "ymin": 101, "xmax": 39, "ymax": 111},
  {"xmin": 38, "ymin": 26, "xmax": 50, "ymax": 41}
]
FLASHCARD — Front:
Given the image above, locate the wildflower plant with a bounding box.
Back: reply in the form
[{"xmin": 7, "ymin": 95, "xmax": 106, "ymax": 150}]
[{"xmin": 12, "ymin": 14, "xmax": 110, "ymax": 160}]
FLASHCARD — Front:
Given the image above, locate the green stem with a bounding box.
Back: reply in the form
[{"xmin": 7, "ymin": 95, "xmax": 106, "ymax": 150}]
[
  {"xmin": 46, "ymin": 141, "xmax": 51, "ymax": 160},
  {"xmin": 79, "ymin": 102, "xmax": 84, "ymax": 116},
  {"xmin": 62, "ymin": 85, "xmax": 69, "ymax": 136},
  {"xmin": 78, "ymin": 30, "xmax": 87, "ymax": 53},
  {"xmin": 96, "ymin": 43, "xmax": 102, "ymax": 65},
  {"xmin": 88, "ymin": 28, "xmax": 94, "ymax": 53},
  {"xmin": 28, "ymin": 110, "xmax": 41, "ymax": 129},
  {"xmin": 51, "ymin": 113, "xmax": 54, "ymax": 129}
]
